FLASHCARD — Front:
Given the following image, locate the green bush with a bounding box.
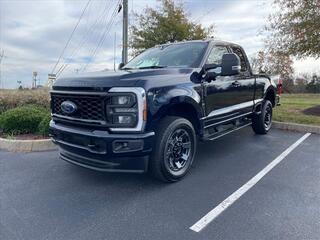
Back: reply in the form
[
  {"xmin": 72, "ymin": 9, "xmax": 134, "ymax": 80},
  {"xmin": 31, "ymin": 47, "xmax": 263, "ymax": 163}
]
[
  {"xmin": 0, "ymin": 106, "xmax": 49, "ymax": 134},
  {"xmin": 38, "ymin": 113, "xmax": 52, "ymax": 136}
]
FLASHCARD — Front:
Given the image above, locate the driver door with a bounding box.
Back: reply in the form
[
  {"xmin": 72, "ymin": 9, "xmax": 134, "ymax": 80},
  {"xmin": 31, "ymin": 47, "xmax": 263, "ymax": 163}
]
[{"xmin": 204, "ymin": 45, "xmax": 243, "ymax": 119}]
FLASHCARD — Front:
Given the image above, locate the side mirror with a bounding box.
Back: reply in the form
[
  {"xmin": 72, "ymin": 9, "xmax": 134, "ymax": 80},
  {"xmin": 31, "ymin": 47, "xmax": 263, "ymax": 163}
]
[
  {"xmin": 190, "ymin": 72, "xmax": 202, "ymax": 84},
  {"xmin": 202, "ymin": 63, "xmax": 220, "ymax": 82},
  {"xmin": 191, "ymin": 64, "xmax": 220, "ymax": 83},
  {"xmin": 221, "ymin": 53, "xmax": 241, "ymax": 76},
  {"xmin": 118, "ymin": 62, "xmax": 125, "ymax": 70},
  {"xmin": 192, "ymin": 54, "xmax": 241, "ymax": 83}
]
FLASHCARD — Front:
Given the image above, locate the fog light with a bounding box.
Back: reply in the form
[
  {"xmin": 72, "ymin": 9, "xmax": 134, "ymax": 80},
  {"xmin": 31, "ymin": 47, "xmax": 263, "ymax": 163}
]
[
  {"xmin": 113, "ymin": 115, "xmax": 135, "ymax": 124},
  {"xmin": 112, "ymin": 140, "xmax": 144, "ymax": 153},
  {"xmin": 113, "ymin": 141, "xmax": 130, "ymax": 152}
]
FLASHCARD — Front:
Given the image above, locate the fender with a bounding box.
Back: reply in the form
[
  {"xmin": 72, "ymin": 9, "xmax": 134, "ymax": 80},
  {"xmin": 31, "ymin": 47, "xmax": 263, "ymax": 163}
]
[
  {"xmin": 264, "ymin": 85, "xmax": 276, "ymax": 97},
  {"xmin": 254, "ymin": 74, "xmax": 277, "ymax": 104},
  {"xmin": 253, "ymin": 81, "xmax": 277, "ymax": 113},
  {"xmin": 263, "ymin": 74, "xmax": 277, "ymax": 104},
  {"xmin": 146, "ymin": 84, "xmax": 204, "ymax": 126}
]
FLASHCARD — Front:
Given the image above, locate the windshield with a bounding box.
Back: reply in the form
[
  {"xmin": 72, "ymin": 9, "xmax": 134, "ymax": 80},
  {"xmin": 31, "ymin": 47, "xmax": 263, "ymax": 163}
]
[{"xmin": 123, "ymin": 42, "xmax": 208, "ymax": 69}]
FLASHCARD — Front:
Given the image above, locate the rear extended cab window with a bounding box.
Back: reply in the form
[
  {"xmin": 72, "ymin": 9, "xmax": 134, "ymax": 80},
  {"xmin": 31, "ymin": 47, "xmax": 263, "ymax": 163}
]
[{"xmin": 230, "ymin": 45, "xmax": 251, "ymax": 77}]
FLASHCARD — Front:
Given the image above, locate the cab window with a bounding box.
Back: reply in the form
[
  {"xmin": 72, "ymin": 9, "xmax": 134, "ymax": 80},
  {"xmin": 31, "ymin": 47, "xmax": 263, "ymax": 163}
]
[
  {"xmin": 230, "ymin": 46, "xmax": 248, "ymax": 72},
  {"xmin": 206, "ymin": 46, "xmax": 229, "ymax": 65}
]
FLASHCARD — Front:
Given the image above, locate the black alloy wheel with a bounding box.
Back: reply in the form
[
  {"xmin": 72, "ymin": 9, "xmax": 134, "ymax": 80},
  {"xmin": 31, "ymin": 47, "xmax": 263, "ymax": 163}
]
[
  {"xmin": 149, "ymin": 116, "xmax": 196, "ymax": 182},
  {"xmin": 165, "ymin": 128, "xmax": 192, "ymax": 175},
  {"xmin": 252, "ymin": 100, "xmax": 273, "ymax": 134}
]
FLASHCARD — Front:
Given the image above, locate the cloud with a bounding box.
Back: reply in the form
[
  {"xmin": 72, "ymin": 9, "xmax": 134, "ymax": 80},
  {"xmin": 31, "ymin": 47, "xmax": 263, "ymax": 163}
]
[
  {"xmin": 293, "ymin": 58, "xmax": 320, "ymax": 76},
  {"xmin": 1, "ymin": 0, "xmax": 122, "ymax": 88},
  {"xmin": 0, "ymin": 0, "xmax": 319, "ymax": 89}
]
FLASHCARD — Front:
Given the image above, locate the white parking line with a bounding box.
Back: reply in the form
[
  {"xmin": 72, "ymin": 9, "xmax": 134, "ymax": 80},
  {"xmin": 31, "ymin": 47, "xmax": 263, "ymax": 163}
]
[{"xmin": 190, "ymin": 132, "xmax": 312, "ymax": 233}]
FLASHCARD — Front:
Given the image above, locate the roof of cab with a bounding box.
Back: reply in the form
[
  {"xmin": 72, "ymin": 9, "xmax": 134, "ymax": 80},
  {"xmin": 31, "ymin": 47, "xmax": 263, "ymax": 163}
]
[{"xmin": 156, "ymin": 39, "xmax": 240, "ymax": 48}]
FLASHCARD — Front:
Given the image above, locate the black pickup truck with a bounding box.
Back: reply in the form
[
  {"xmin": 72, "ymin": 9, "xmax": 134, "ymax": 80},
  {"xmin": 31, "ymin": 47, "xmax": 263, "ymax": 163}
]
[{"xmin": 49, "ymin": 40, "xmax": 280, "ymax": 182}]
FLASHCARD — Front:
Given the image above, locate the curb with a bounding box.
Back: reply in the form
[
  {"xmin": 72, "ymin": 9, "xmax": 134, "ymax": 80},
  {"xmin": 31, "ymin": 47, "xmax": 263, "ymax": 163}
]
[
  {"xmin": 0, "ymin": 138, "xmax": 57, "ymax": 152},
  {"xmin": 273, "ymin": 121, "xmax": 320, "ymax": 134}
]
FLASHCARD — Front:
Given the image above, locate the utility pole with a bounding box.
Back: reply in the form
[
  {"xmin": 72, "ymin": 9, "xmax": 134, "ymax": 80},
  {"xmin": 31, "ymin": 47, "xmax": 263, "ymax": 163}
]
[
  {"xmin": 32, "ymin": 71, "xmax": 37, "ymax": 89},
  {"xmin": 0, "ymin": 49, "xmax": 4, "ymax": 89},
  {"xmin": 122, "ymin": 0, "xmax": 128, "ymax": 64},
  {"xmin": 114, "ymin": 32, "xmax": 117, "ymax": 71}
]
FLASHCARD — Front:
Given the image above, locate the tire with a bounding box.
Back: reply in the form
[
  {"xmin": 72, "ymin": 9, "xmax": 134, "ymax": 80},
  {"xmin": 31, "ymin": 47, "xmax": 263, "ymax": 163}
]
[
  {"xmin": 252, "ymin": 100, "xmax": 273, "ymax": 134},
  {"xmin": 149, "ymin": 116, "xmax": 197, "ymax": 182}
]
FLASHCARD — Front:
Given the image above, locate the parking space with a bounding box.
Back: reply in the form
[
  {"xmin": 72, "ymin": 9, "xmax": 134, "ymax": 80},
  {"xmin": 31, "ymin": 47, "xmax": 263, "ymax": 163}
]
[
  {"xmin": 196, "ymin": 133, "xmax": 320, "ymax": 240},
  {"xmin": 1, "ymin": 128, "xmax": 319, "ymax": 240}
]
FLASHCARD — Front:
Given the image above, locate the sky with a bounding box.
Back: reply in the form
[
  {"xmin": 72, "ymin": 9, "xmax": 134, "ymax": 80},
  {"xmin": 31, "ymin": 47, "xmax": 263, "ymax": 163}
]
[{"xmin": 0, "ymin": 0, "xmax": 319, "ymax": 89}]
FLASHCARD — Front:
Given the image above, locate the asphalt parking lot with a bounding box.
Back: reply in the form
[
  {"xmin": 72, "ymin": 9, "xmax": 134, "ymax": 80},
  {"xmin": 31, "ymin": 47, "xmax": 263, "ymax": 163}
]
[{"xmin": 1, "ymin": 128, "xmax": 319, "ymax": 240}]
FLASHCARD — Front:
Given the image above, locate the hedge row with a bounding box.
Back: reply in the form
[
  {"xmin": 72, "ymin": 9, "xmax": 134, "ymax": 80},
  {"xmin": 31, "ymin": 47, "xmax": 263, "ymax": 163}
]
[
  {"xmin": 0, "ymin": 106, "xmax": 51, "ymax": 136},
  {"xmin": 0, "ymin": 89, "xmax": 50, "ymax": 114}
]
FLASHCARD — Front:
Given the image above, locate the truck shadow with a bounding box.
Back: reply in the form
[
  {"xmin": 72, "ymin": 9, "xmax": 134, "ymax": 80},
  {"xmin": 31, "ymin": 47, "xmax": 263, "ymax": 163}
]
[
  {"xmin": 65, "ymin": 128, "xmax": 255, "ymax": 187},
  {"xmin": 65, "ymin": 127, "xmax": 296, "ymax": 192}
]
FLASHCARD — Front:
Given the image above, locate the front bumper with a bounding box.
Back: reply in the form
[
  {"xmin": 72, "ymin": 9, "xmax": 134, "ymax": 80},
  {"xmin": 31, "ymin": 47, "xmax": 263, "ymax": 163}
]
[{"xmin": 49, "ymin": 121, "xmax": 155, "ymax": 173}]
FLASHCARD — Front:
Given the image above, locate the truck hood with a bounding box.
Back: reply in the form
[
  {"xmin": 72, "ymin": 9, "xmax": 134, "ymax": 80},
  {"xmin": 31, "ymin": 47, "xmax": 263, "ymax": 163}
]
[{"xmin": 52, "ymin": 68, "xmax": 197, "ymax": 91}]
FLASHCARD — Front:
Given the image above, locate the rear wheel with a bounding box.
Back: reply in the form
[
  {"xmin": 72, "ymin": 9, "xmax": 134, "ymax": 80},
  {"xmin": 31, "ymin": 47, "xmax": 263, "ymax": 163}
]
[
  {"xmin": 252, "ymin": 100, "xmax": 273, "ymax": 134},
  {"xmin": 149, "ymin": 116, "xmax": 196, "ymax": 182}
]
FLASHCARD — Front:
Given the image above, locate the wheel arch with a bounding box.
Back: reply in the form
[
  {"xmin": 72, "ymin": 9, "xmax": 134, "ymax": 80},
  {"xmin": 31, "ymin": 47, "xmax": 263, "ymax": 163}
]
[
  {"xmin": 264, "ymin": 87, "xmax": 276, "ymax": 107},
  {"xmin": 148, "ymin": 96, "xmax": 203, "ymax": 135}
]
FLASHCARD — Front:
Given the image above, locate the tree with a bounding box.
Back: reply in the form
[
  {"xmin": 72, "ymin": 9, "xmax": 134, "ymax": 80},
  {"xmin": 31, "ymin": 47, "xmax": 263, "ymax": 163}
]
[
  {"xmin": 306, "ymin": 74, "xmax": 320, "ymax": 93},
  {"xmin": 251, "ymin": 51, "xmax": 267, "ymax": 74},
  {"xmin": 130, "ymin": 0, "xmax": 214, "ymax": 55},
  {"xmin": 251, "ymin": 50, "xmax": 294, "ymax": 77},
  {"xmin": 265, "ymin": 0, "xmax": 320, "ymax": 58},
  {"xmin": 251, "ymin": 49, "xmax": 295, "ymax": 92},
  {"xmin": 294, "ymin": 76, "xmax": 308, "ymax": 93}
]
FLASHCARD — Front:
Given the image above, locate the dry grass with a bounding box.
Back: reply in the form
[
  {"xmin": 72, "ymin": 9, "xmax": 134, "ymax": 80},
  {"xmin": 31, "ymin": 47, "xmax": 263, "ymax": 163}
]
[{"xmin": 0, "ymin": 89, "xmax": 50, "ymax": 114}]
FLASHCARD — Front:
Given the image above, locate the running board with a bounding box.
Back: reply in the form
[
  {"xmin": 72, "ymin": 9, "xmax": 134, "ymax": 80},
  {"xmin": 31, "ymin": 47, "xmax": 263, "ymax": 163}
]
[{"xmin": 203, "ymin": 122, "xmax": 252, "ymax": 141}]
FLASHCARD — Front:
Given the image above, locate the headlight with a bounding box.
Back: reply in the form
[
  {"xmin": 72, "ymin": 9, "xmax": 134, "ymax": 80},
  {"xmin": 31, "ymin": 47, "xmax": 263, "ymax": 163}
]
[
  {"xmin": 106, "ymin": 87, "xmax": 147, "ymax": 131},
  {"xmin": 106, "ymin": 94, "xmax": 138, "ymax": 127},
  {"xmin": 111, "ymin": 95, "xmax": 134, "ymax": 105},
  {"xmin": 107, "ymin": 88, "xmax": 146, "ymax": 131}
]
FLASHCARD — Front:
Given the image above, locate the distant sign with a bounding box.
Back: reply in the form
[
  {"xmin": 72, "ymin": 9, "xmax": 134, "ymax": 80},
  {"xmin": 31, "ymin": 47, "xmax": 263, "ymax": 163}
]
[{"xmin": 47, "ymin": 74, "xmax": 56, "ymax": 88}]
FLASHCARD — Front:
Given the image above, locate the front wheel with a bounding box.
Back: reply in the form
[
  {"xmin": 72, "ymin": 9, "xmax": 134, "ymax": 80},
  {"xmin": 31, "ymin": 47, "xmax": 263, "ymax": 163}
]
[
  {"xmin": 149, "ymin": 116, "xmax": 197, "ymax": 182},
  {"xmin": 252, "ymin": 100, "xmax": 273, "ymax": 134}
]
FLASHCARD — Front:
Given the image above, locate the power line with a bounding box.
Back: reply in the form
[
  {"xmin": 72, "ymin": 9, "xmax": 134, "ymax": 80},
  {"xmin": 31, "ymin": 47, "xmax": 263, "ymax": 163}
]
[
  {"xmin": 56, "ymin": 0, "xmax": 113, "ymax": 77},
  {"xmin": 80, "ymin": 0, "xmax": 121, "ymax": 72},
  {"xmin": 51, "ymin": 0, "xmax": 92, "ymax": 74},
  {"xmin": 67, "ymin": 0, "xmax": 111, "ymax": 60},
  {"xmin": 55, "ymin": 64, "xmax": 66, "ymax": 78},
  {"xmin": 56, "ymin": 64, "xmax": 68, "ymax": 78},
  {"xmin": 83, "ymin": 1, "xmax": 121, "ymax": 68},
  {"xmin": 192, "ymin": 6, "xmax": 215, "ymax": 23}
]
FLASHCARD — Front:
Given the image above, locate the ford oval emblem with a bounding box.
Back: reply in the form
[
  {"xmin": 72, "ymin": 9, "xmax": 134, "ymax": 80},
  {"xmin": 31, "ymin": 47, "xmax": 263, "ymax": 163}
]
[{"xmin": 61, "ymin": 101, "xmax": 77, "ymax": 115}]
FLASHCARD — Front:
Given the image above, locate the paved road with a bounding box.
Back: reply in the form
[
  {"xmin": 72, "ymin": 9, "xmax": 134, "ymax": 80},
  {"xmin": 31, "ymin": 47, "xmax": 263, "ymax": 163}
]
[{"xmin": 1, "ymin": 128, "xmax": 319, "ymax": 240}]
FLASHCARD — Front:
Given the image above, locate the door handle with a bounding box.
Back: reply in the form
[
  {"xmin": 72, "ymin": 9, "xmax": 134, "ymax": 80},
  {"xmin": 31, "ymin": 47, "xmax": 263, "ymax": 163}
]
[{"xmin": 232, "ymin": 81, "xmax": 240, "ymax": 87}]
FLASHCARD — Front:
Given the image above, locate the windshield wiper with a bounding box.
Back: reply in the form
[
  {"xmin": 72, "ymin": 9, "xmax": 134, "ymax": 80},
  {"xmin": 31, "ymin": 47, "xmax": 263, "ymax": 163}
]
[
  {"xmin": 137, "ymin": 65, "xmax": 167, "ymax": 69},
  {"xmin": 121, "ymin": 67, "xmax": 135, "ymax": 70}
]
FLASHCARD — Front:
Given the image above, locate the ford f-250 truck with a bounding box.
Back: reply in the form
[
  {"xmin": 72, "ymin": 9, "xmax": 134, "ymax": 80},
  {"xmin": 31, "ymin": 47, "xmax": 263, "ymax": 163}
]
[{"xmin": 49, "ymin": 40, "xmax": 280, "ymax": 182}]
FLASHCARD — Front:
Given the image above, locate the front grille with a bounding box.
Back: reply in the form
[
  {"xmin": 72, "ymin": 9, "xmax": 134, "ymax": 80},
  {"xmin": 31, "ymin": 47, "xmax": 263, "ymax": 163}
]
[{"xmin": 51, "ymin": 92, "xmax": 107, "ymax": 124}]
